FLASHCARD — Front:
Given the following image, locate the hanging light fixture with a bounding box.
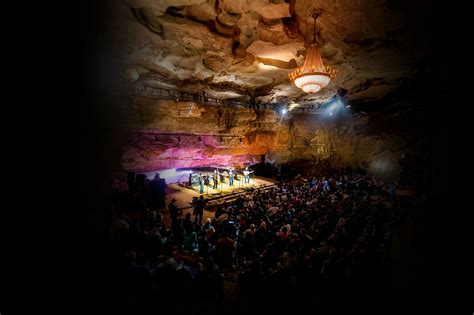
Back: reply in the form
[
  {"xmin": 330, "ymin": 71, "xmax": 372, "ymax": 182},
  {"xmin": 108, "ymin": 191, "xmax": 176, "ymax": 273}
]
[{"xmin": 289, "ymin": 13, "xmax": 336, "ymax": 93}]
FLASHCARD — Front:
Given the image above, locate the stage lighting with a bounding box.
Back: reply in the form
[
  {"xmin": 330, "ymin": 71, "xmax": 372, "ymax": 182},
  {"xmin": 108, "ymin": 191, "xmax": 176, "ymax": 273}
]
[
  {"xmin": 198, "ymin": 136, "xmax": 202, "ymax": 144},
  {"xmin": 282, "ymin": 109, "xmax": 287, "ymax": 114},
  {"xmin": 239, "ymin": 137, "xmax": 243, "ymax": 144},
  {"xmin": 178, "ymin": 136, "xmax": 182, "ymax": 145}
]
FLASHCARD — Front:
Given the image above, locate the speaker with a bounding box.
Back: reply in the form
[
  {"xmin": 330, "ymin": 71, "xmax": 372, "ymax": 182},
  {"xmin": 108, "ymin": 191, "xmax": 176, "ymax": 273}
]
[
  {"xmin": 127, "ymin": 172, "xmax": 135, "ymax": 191},
  {"xmin": 157, "ymin": 178, "xmax": 166, "ymax": 194},
  {"xmin": 151, "ymin": 178, "xmax": 166, "ymax": 194},
  {"xmin": 150, "ymin": 178, "xmax": 166, "ymax": 209},
  {"xmin": 190, "ymin": 174, "xmax": 200, "ymax": 186},
  {"xmin": 136, "ymin": 174, "xmax": 145, "ymax": 190}
]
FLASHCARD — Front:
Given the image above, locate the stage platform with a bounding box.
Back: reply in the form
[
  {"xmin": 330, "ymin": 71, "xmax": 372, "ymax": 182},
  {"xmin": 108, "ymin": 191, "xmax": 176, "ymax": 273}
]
[{"xmin": 160, "ymin": 176, "xmax": 278, "ymax": 226}]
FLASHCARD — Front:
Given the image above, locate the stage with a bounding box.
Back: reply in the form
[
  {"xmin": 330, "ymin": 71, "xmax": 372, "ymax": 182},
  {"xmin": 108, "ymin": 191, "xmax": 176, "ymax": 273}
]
[{"xmin": 160, "ymin": 176, "xmax": 278, "ymax": 225}]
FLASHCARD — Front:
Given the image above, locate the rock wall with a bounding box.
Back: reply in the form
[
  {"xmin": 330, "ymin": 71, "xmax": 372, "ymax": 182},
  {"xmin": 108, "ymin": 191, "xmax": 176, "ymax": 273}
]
[
  {"xmin": 120, "ymin": 97, "xmax": 283, "ymax": 171},
  {"xmin": 119, "ymin": 97, "xmax": 425, "ymax": 180}
]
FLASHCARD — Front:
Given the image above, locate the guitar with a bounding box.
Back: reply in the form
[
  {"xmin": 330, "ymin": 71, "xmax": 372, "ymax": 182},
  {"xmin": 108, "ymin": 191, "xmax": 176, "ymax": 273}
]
[{"xmin": 243, "ymin": 170, "xmax": 254, "ymax": 176}]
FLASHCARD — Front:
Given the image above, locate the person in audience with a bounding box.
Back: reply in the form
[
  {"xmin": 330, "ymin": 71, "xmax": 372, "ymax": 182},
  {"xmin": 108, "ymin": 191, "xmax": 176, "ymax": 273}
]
[
  {"xmin": 168, "ymin": 198, "xmax": 182, "ymax": 226},
  {"xmin": 110, "ymin": 212, "xmax": 130, "ymax": 241},
  {"xmin": 108, "ymin": 169, "xmax": 399, "ymax": 310},
  {"xmin": 182, "ymin": 212, "xmax": 193, "ymax": 232},
  {"xmin": 194, "ymin": 195, "xmax": 206, "ymax": 224},
  {"xmin": 202, "ymin": 217, "xmax": 213, "ymax": 231},
  {"xmin": 197, "ymin": 230, "xmax": 210, "ymax": 257},
  {"xmin": 215, "ymin": 232, "xmax": 235, "ymax": 270},
  {"xmin": 183, "ymin": 226, "xmax": 197, "ymax": 251}
]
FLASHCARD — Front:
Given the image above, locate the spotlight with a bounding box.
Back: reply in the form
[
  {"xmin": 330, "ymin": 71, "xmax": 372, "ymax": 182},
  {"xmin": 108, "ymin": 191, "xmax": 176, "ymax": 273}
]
[
  {"xmin": 282, "ymin": 109, "xmax": 287, "ymax": 114},
  {"xmin": 198, "ymin": 136, "xmax": 202, "ymax": 144},
  {"xmin": 178, "ymin": 136, "xmax": 182, "ymax": 145},
  {"xmin": 329, "ymin": 112, "xmax": 333, "ymax": 116}
]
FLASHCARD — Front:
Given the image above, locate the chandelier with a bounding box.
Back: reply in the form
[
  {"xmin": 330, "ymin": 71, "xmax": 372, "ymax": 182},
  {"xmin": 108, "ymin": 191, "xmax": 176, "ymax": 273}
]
[{"xmin": 289, "ymin": 13, "xmax": 336, "ymax": 93}]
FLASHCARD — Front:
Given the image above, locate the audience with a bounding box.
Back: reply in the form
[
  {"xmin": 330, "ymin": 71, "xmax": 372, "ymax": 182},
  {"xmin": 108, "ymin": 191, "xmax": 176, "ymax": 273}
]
[{"xmin": 108, "ymin": 170, "xmax": 400, "ymax": 312}]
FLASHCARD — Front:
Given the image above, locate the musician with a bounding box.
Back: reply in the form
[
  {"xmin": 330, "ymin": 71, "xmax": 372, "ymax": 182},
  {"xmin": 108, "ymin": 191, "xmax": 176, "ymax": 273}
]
[
  {"xmin": 213, "ymin": 169, "xmax": 218, "ymax": 189},
  {"xmin": 199, "ymin": 173, "xmax": 204, "ymax": 193},
  {"xmin": 229, "ymin": 169, "xmax": 234, "ymax": 186},
  {"xmin": 243, "ymin": 167, "xmax": 252, "ymax": 184}
]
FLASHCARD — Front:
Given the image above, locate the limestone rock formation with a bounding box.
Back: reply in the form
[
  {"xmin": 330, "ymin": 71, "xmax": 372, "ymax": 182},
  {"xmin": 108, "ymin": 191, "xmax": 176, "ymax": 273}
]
[
  {"xmin": 105, "ymin": 0, "xmax": 431, "ymax": 180},
  {"xmin": 116, "ymin": 96, "xmax": 425, "ymax": 180},
  {"xmin": 119, "ymin": 0, "xmax": 422, "ymax": 105}
]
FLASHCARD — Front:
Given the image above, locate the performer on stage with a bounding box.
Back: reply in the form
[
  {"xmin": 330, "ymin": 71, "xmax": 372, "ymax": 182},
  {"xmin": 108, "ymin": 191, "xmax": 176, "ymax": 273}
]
[
  {"xmin": 243, "ymin": 167, "xmax": 253, "ymax": 184},
  {"xmin": 213, "ymin": 169, "xmax": 218, "ymax": 189},
  {"xmin": 199, "ymin": 173, "xmax": 204, "ymax": 193},
  {"xmin": 229, "ymin": 169, "xmax": 234, "ymax": 186}
]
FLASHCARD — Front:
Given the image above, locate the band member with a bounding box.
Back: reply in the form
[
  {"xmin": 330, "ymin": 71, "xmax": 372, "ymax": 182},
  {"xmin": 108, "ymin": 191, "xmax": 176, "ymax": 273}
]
[
  {"xmin": 243, "ymin": 167, "xmax": 252, "ymax": 184},
  {"xmin": 213, "ymin": 170, "xmax": 218, "ymax": 189},
  {"xmin": 199, "ymin": 173, "xmax": 204, "ymax": 193},
  {"xmin": 229, "ymin": 169, "xmax": 234, "ymax": 186}
]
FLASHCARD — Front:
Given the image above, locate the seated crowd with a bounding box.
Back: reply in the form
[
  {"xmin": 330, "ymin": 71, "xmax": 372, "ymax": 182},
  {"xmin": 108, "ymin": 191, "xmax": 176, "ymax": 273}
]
[{"xmin": 108, "ymin": 171, "xmax": 399, "ymax": 312}]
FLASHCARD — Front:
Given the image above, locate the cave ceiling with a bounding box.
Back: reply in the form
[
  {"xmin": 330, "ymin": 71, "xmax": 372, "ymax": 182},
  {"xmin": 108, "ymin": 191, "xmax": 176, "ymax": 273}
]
[{"xmin": 118, "ymin": 0, "xmax": 430, "ymax": 109}]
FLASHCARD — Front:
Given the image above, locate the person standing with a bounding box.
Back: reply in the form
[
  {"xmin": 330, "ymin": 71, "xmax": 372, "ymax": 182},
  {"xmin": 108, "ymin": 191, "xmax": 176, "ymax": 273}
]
[
  {"xmin": 199, "ymin": 173, "xmax": 204, "ymax": 194},
  {"xmin": 213, "ymin": 169, "xmax": 218, "ymax": 189},
  {"xmin": 243, "ymin": 167, "xmax": 252, "ymax": 184},
  {"xmin": 168, "ymin": 198, "xmax": 182, "ymax": 228},
  {"xmin": 194, "ymin": 195, "xmax": 206, "ymax": 224},
  {"xmin": 229, "ymin": 169, "xmax": 234, "ymax": 187}
]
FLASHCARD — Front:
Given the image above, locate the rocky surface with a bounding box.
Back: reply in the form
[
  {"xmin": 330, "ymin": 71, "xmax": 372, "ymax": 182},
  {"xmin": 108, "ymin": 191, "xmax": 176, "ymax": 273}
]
[
  {"xmin": 118, "ymin": 97, "xmax": 427, "ymax": 180},
  {"xmin": 99, "ymin": 0, "xmax": 432, "ymax": 180},
  {"xmin": 117, "ymin": 0, "xmax": 424, "ymax": 106}
]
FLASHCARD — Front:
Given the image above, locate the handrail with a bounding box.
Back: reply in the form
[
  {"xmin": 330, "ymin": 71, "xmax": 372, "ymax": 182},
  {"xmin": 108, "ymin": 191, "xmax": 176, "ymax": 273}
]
[{"xmin": 121, "ymin": 82, "xmax": 250, "ymax": 108}]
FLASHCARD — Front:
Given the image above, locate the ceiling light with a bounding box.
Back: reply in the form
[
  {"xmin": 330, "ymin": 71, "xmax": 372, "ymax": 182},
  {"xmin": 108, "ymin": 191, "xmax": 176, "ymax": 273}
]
[{"xmin": 289, "ymin": 13, "xmax": 336, "ymax": 93}]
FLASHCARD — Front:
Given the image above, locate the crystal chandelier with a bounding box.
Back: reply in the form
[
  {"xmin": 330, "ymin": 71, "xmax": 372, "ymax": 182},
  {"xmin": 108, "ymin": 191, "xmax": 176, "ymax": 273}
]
[{"xmin": 289, "ymin": 13, "xmax": 336, "ymax": 93}]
